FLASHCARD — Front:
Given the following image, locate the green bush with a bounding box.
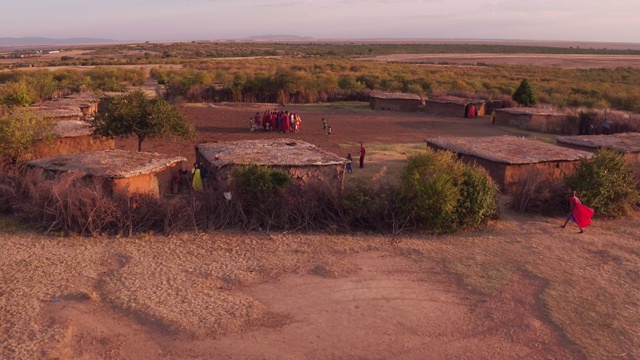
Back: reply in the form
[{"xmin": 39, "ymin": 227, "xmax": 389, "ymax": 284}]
[
  {"xmin": 399, "ymin": 149, "xmax": 499, "ymax": 233},
  {"xmin": 0, "ymin": 108, "xmax": 54, "ymax": 164},
  {"xmin": 231, "ymin": 165, "xmax": 293, "ymax": 230},
  {"xmin": 564, "ymin": 148, "xmax": 640, "ymax": 217}
]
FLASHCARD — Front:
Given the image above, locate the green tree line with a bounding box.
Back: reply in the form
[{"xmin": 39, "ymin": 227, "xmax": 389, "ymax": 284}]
[
  {"xmin": 151, "ymin": 58, "xmax": 640, "ymax": 112},
  {"xmin": 0, "ymin": 67, "xmax": 146, "ymax": 107}
]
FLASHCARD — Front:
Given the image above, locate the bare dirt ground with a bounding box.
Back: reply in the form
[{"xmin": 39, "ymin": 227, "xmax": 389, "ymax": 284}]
[
  {"xmin": 117, "ymin": 103, "xmax": 520, "ymax": 178},
  {"xmin": 2, "ymin": 104, "xmax": 639, "ymax": 359},
  {"xmin": 361, "ymin": 53, "xmax": 640, "ymax": 69}
]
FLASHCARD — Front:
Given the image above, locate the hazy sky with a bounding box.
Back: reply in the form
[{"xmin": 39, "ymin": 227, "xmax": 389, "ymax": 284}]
[{"xmin": 2, "ymin": 0, "xmax": 639, "ymax": 43}]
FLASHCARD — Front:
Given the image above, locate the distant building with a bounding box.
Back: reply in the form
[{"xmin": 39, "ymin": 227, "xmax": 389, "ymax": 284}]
[
  {"xmin": 196, "ymin": 139, "xmax": 348, "ymax": 192},
  {"xmin": 424, "ymin": 96, "xmax": 486, "ymax": 118},
  {"xmin": 427, "ymin": 135, "xmax": 593, "ymax": 193},
  {"xmin": 32, "ymin": 92, "xmax": 100, "ymax": 119},
  {"xmin": 494, "ymin": 107, "xmax": 573, "ymax": 134},
  {"xmin": 369, "ymin": 91, "xmax": 423, "ymax": 112},
  {"xmin": 27, "ymin": 150, "xmax": 186, "ymax": 197}
]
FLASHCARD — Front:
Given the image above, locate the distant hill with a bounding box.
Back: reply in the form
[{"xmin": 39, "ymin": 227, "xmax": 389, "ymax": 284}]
[
  {"xmin": 0, "ymin": 37, "xmax": 119, "ymax": 46},
  {"xmin": 243, "ymin": 35, "xmax": 314, "ymax": 41}
]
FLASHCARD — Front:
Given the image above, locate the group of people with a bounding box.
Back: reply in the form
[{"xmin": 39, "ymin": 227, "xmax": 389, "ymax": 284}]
[
  {"xmin": 250, "ymin": 110, "xmax": 302, "ymax": 133},
  {"xmin": 345, "ymin": 143, "xmax": 366, "ymax": 173},
  {"xmin": 171, "ymin": 162, "xmax": 208, "ymax": 194}
]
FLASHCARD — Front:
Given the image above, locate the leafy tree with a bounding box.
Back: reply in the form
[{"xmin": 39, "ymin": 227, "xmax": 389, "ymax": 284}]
[
  {"xmin": 92, "ymin": 90, "xmax": 197, "ymax": 151},
  {"xmin": 512, "ymin": 78, "xmax": 536, "ymax": 106},
  {"xmin": 564, "ymin": 148, "xmax": 639, "ymax": 217},
  {"xmin": 0, "ymin": 108, "xmax": 54, "ymax": 163},
  {"xmin": 0, "ymin": 81, "xmax": 33, "ymax": 108}
]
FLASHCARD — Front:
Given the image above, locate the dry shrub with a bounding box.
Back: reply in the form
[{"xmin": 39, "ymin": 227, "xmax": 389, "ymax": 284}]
[{"xmin": 510, "ymin": 168, "xmax": 567, "ymax": 214}]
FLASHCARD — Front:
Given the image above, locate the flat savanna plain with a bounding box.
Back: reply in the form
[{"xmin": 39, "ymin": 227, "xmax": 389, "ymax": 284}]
[{"xmin": 2, "ymin": 104, "xmax": 640, "ymax": 359}]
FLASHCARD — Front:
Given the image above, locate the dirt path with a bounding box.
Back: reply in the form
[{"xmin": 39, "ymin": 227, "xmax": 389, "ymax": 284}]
[{"xmin": 1, "ymin": 223, "xmax": 588, "ymax": 360}]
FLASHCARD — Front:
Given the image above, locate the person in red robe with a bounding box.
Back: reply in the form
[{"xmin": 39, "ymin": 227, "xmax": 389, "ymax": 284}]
[{"xmin": 561, "ymin": 191, "xmax": 594, "ymax": 233}]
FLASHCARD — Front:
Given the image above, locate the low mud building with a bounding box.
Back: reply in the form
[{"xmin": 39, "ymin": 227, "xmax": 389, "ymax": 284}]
[
  {"xmin": 196, "ymin": 139, "xmax": 348, "ymax": 192},
  {"xmin": 556, "ymin": 133, "xmax": 640, "ymax": 163},
  {"xmin": 427, "ymin": 136, "xmax": 593, "ymax": 193},
  {"xmin": 31, "ymin": 92, "xmax": 100, "ymax": 120},
  {"xmin": 369, "ymin": 92, "xmax": 423, "ymax": 112},
  {"xmin": 27, "ymin": 150, "xmax": 186, "ymax": 197},
  {"xmin": 424, "ymin": 96, "xmax": 486, "ymax": 118},
  {"xmin": 28, "ymin": 120, "xmax": 115, "ymax": 160},
  {"xmin": 494, "ymin": 108, "xmax": 573, "ymax": 134}
]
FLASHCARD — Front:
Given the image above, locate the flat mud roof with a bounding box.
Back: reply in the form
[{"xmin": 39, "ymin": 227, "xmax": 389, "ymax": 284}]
[
  {"xmin": 197, "ymin": 139, "xmax": 348, "ymax": 168},
  {"xmin": 27, "ymin": 149, "xmax": 186, "ymax": 178},
  {"xmin": 556, "ymin": 133, "xmax": 640, "ymax": 153},
  {"xmin": 427, "ymin": 135, "xmax": 593, "ymax": 164}
]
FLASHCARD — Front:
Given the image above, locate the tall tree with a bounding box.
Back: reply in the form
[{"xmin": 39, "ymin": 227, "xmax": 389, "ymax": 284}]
[
  {"xmin": 512, "ymin": 78, "xmax": 537, "ymax": 107},
  {"xmin": 93, "ymin": 90, "xmax": 197, "ymax": 151}
]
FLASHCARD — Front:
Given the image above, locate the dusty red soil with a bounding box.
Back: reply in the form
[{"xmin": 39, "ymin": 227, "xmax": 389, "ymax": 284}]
[
  {"xmin": 6, "ymin": 103, "xmax": 635, "ymax": 359},
  {"xmin": 117, "ymin": 103, "xmax": 516, "ymax": 169}
]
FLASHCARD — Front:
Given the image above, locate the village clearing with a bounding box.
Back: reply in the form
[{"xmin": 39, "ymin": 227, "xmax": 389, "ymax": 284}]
[{"xmin": 1, "ymin": 104, "xmax": 639, "ymax": 359}]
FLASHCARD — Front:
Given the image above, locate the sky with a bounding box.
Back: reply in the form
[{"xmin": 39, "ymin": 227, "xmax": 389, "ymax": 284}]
[{"xmin": 1, "ymin": 0, "xmax": 639, "ymax": 43}]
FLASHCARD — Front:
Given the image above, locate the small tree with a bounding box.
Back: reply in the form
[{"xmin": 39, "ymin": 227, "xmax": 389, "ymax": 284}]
[
  {"xmin": 512, "ymin": 79, "xmax": 536, "ymax": 107},
  {"xmin": 93, "ymin": 90, "xmax": 197, "ymax": 151},
  {"xmin": 0, "ymin": 108, "xmax": 54, "ymax": 164}
]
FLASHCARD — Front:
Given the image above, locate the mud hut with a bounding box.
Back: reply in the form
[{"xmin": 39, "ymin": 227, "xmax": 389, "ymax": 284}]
[
  {"xmin": 31, "ymin": 92, "xmax": 100, "ymax": 120},
  {"xmin": 28, "ymin": 120, "xmax": 115, "ymax": 160},
  {"xmin": 426, "ymin": 136, "xmax": 593, "ymax": 193},
  {"xmin": 369, "ymin": 91, "xmax": 423, "ymax": 112},
  {"xmin": 424, "ymin": 96, "xmax": 486, "ymax": 118},
  {"xmin": 30, "ymin": 106, "xmax": 84, "ymax": 120},
  {"xmin": 196, "ymin": 139, "xmax": 348, "ymax": 192},
  {"xmin": 556, "ymin": 133, "xmax": 640, "ymax": 163},
  {"xmin": 494, "ymin": 108, "xmax": 573, "ymax": 134},
  {"xmin": 26, "ymin": 149, "xmax": 186, "ymax": 197}
]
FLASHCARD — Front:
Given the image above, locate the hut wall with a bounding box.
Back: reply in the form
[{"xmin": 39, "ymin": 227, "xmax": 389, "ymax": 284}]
[
  {"xmin": 460, "ymin": 156, "xmax": 580, "ymax": 194},
  {"xmin": 112, "ymin": 162, "xmax": 183, "ymax": 197},
  {"xmin": 495, "ymin": 112, "xmax": 575, "ymax": 134},
  {"xmin": 429, "ymin": 141, "xmax": 581, "ymax": 194},
  {"xmin": 28, "ymin": 136, "xmax": 115, "ymax": 160},
  {"xmin": 196, "ymin": 152, "xmax": 345, "ymax": 193},
  {"xmin": 502, "ymin": 161, "xmax": 579, "ymax": 194},
  {"xmin": 424, "ymin": 101, "xmax": 466, "ymax": 117},
  {"xmin": 370, "ymin": 98, "xmax": 421, "ymax": 112}
]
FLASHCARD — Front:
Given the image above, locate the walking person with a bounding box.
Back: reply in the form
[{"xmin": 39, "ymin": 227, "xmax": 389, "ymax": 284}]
[
  {"xmin": 561, "ymin": 191, "xmax": 594, "ymax": 233},
  {"xmin": 322, "ymin": 118, "xmax": 327, "ymax": 130},
  {"xmin": 327, "ymin": 126, "xmax": 332, "ymax": 136},
  {"xmin": 346, "ymin": 153, "xmax": 353, "ymax": 173},
  {"xmin": 358, "ymin": 143, "xmax": 366, "ymax": 169}
]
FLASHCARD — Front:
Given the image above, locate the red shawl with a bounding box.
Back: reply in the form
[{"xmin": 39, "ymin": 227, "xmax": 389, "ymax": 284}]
[{"xmin": 571, "ymin": 195, "xmax": 594, "ymax": 228}]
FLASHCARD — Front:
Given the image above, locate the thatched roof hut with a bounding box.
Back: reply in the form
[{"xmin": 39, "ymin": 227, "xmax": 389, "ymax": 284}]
[
  {"xmin": 424, "ymin": 96, "xmax": 486, "ymax": 118},
  {"xmin": 427, "ymin": 135, "xmax": 593, "ymax": 193},
  {"xmin": 27, "ymin": 149, "xmax": 186, "ymax": 197},
  {"xmin": 369, "ymin": 91, "xmax": 423, "ymax": 112},
  {"xmin": 494, "ymin": 107, "xmax": 574, "ymax": 134},
  {"xmin": 196, "ymin": 139, "xmax": 348, "ymax": 191},
  {"xmin": 556, "ymin": 132, "xmax": 640, "ymax": 163}
]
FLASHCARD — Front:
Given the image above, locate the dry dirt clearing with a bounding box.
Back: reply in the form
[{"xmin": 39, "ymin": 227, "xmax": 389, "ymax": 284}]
[
  {"xmin": 1, "ymin": 211, "xmax": 639, "ymax": 359},
  {"xmin": 2, "ymin": 104, "xmax": 640, "ymax": 359}
]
